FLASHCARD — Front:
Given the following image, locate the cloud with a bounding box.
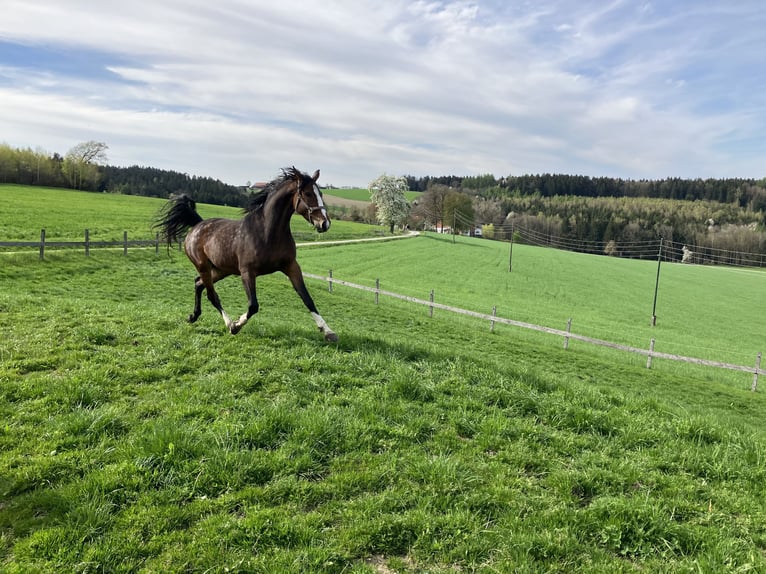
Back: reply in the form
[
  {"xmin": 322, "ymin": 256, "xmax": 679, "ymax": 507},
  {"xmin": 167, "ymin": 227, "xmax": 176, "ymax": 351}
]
[{"xmin": 0, "ymin": 0, "xmax": 764, "ymax": 185}]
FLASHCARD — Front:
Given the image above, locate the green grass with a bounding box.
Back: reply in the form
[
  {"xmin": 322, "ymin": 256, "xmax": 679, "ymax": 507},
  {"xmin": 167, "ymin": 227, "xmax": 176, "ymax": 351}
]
[
  {"xmin": 298, "ymin": 232, "xmax": 766, "ymax": 376},
  {"xmin": 324, "ymin": 188, "xmax": 421, "ymax": 203},
  {"xmin": 0, "ymin": 184, "xmax": 388, "ymax": 244},
  {"xmin": 2, "ymin": 189, "xmax": 766, "ymax": 572}
]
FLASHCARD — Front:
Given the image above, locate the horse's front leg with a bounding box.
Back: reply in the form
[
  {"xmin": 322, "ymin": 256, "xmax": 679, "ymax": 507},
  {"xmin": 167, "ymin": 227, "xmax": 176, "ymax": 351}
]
[
  {"xmin": 229, "ymin": 270, "xmax": 259, "ymax": 335},
  {"xmin": 284, "ymin": 261, "xmax": 338, "ymax": 342}
]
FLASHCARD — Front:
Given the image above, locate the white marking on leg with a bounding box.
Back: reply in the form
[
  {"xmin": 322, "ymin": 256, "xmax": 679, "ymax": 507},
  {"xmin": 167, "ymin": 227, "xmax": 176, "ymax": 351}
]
[
  {"xmin": 311, "ymin": 312, "xmax": 328, "ymax": 331},
  {"xmin": 311, "ymin": 312, "xmax": 338, "ymax": 341},
  {"xmin": 233, "ymin": 312, "xmax": 249, "ymax": 331},
  {"xmin": 221, "ymin": 310, "xmax": 233, "ymax": 330}
]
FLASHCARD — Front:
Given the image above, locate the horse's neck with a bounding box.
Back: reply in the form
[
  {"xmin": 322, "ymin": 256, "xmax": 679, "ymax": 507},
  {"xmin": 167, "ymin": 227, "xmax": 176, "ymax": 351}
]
[{"xmin": 247, "ymin": 186, "xmax": 295, "ymax": 236}]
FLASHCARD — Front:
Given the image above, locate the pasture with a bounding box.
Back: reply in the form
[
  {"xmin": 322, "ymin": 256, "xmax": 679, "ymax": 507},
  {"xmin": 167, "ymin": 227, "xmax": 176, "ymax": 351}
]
[
  {"xmin": 1, "ymin": 187, "xmax": 766, "ymax": 572},
  {"xmin": 0, "ymin": 185, "xmax": 387, "ymax": 244},
  {"xmin": 298, "ymin": 233, "xmax": 766, "ymax": 381}
]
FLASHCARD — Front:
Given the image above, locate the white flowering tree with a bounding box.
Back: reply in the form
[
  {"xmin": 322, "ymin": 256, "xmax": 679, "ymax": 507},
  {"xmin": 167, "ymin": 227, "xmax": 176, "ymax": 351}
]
[{"xmin": 368, "ymin": 174, "xmax": 410, "ymax": 234}]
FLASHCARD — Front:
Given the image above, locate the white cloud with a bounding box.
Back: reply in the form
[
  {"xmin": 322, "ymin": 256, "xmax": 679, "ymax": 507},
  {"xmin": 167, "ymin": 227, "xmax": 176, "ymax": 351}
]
[{"xmin": 0, "ymin": 0, "xmax": 764, "ymax": 185}]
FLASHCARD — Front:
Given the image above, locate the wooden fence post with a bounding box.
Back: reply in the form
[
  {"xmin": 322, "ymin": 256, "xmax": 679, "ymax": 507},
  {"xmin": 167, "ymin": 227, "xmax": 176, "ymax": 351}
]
[
  {"xmin": 753, "ymin": 352, "xmax": 762, "ymax": 392},
  {"xmin": 429, "ymin": 289, "xmax": 434, "ymax": 318},
  {"xmin": 123, "ymin": 231, "xmax": 128, "ymax": 255},
  {"xmin": 646, "ymin": 338, "xmax": 655, "ymax": 369},
  {"xmin": 85, "ymin": 229, "xmax": 90, "ymax": 256},
  {"xmin": 490, "ymin": 306, "xmax": 497, "ymax": 332},
  {"xmin": 508, "ymin": 222, "xmax": 514, "ymax": 272},
  {"xmin": 564, "ymin": 318, "xmax": 572, "ymax": 350},
  {"xmin": 375, "ymin": 279, "xmax": 380, "ymax": 305},
  {"xmin": 39, "ymin": 229, "xmax": 45, "ymax": 260},
  {"xmin": 328, "ymin": 269, "xmax": 333, "ymax": 292}
]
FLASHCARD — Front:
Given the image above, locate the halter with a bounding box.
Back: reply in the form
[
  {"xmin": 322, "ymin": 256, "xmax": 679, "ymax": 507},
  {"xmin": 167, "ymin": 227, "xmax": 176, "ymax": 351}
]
[{"xmin": 293, "ymin": 182, "xmax": 326, "ymax": 218}]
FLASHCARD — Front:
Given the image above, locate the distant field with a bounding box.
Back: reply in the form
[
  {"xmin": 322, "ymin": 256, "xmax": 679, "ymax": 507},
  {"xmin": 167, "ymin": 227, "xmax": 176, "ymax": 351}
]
[{"xmin": 2, "ymin": 185, "xmax": 766, "ymax": 572}]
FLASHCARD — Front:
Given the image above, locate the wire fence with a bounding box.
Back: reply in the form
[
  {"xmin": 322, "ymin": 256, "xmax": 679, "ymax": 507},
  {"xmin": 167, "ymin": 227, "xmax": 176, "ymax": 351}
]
[
  {"xmin": 305, "ymin": 271, "xmax": 765, "ymax": 392},
  {"xmin": 418, "ymin": 206, "xmax": 766, "ymax": 268}
]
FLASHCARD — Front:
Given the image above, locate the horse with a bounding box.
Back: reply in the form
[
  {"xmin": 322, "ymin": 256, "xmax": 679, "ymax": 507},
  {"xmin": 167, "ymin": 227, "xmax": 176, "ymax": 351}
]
[{"xmin": 154, "ymin": 166, "xmax": 337, "ymax": 342}]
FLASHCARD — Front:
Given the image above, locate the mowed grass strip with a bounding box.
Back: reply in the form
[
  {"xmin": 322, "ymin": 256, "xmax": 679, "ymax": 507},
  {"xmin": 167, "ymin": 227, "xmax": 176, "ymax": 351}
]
[
  {"xmin": 323, "ymin": 188, "xmax": 421, "ymax": 203},
  {"xmin": 1, "ymin": 248, "xmax": 765, "ymax": 573}
]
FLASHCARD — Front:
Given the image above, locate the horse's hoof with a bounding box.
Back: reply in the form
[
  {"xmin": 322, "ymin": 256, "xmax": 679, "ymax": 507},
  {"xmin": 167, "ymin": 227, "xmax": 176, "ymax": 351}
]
[
  {"xmin": 229, "ymin": 325, "xmax": 242, "ymax": 335},
  {"xmin": 324, "ymin": 332, "xmax": 339, "ymax": 343},
  {"xmin": 188, "ymin": 314, "xmax": 199, "ymax": 323}
]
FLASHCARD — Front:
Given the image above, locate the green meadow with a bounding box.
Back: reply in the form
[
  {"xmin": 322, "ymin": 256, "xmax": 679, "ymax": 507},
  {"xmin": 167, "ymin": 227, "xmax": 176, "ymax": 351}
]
[
  {"xmin": 298, "ymin": 233, "xmax": 766, "ymax": 378},
  {"xmin": 0, "ymin": 185, "xmax": 385, "ymax": 244},
  {"xmin": 1, "ymin": 186, "xmax": 765, "ymax": 572}
]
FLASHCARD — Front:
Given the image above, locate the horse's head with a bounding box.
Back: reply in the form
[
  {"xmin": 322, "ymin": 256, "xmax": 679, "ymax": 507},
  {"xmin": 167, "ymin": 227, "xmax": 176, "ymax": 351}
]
[{"xmin": 292, "ymin": 168, "xmax": 331, "ymax": 233}]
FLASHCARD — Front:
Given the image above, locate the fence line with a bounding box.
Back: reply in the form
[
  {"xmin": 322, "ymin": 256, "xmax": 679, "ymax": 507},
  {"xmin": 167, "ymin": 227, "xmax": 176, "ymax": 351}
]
[
  {"xmin": 3, "ymin": 232, "xmax": 762, "ymax": 388},
  {"xmin": 0, "ymin": 229, "xmax": 160, "ymax": 258},
  {"xmin": 303, "ymin": 272, "xmax": 765, "ymax": 391}
]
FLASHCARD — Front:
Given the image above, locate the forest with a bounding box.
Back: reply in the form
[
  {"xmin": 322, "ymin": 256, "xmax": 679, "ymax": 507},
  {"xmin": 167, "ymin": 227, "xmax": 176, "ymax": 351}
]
[{"xmin": 406, "ymin": 172, "xmax": 766, "ymax": 210}]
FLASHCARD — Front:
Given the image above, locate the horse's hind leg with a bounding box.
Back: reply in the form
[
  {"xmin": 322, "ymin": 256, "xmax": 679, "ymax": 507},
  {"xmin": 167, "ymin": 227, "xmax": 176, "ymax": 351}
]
[
  {"xmin": 188, "ymin": 276, "xmax": 204, "ymax": 323},
  {"xmin": 194, "ymin": 269, "xmax": 238, "ymax": 334},
  {"xmin": 204, "ymin": 281, "xmax": 238, "ymax": 333}
]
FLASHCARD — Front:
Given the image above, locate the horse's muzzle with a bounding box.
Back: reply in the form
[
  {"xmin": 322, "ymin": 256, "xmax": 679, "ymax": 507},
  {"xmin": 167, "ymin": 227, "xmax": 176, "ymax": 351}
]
[{"xmin": 316, "ymin": 219, "xmax": 331, "ymax": 233}]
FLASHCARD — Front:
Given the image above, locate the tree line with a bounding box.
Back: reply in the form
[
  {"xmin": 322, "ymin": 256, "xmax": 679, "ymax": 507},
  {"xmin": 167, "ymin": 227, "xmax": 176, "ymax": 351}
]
[
  {"xmin": 407, "ymin": 177, "xmax": 766, "ymax": 264},
  {"xmin": 405, "ymin": 173, "xmax": 766, "ymax": 211},
  {"xmin": 0, "ymin": 142, "xmax": 248, "ymax": 207}
]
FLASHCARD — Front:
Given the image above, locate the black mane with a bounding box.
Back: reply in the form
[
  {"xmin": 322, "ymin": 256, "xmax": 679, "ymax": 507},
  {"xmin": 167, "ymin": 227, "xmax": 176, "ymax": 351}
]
[{"xmin": 244, "ymin": 166, "xmax": 304, "ymax": 214}]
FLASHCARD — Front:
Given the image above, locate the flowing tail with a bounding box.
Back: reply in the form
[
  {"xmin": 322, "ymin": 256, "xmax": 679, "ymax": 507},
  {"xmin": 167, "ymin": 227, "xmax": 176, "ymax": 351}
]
[{"xmin": 153, "ymin": 194, "xmax": 204, "ymax": 246}]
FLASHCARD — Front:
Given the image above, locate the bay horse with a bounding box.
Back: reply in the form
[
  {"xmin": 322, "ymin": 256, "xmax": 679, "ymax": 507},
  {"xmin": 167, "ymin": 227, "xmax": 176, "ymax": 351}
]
[{"xmin": 154, "ymin": 166, "xmax": 337, "ymax": 341}]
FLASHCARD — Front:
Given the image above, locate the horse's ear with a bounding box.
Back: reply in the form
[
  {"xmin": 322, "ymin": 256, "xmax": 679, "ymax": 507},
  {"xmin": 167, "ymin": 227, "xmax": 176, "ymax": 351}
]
[{"xmin": 312, "ymin": 169, "xmax": 320, "ymax": 182}]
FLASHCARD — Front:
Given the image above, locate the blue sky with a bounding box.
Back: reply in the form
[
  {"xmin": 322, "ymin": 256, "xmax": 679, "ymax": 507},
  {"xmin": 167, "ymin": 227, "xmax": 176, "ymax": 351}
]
[{"xmin": 1, "ymin": 0, "xmax": 764, "ymax": 187}]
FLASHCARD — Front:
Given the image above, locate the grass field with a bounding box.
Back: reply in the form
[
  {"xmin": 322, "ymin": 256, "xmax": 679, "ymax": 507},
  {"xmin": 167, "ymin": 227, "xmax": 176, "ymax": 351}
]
[
  {"xmin": 298, "ymin": 232, "xmax": 766, "ymax": 377},
  {"xmin": 2, "ymin": 187, "xmax": 766, "ymax": 572},
  {"xmin": 0, "ymin": 185, "xmax": 389, "ymax": 244}
]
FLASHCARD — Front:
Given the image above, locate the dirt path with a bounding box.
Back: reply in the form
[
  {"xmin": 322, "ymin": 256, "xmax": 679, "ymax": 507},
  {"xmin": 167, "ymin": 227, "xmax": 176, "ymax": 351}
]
[{"xmin": 296, "ymin": 231, "xmax": 419, "ymax": 248}]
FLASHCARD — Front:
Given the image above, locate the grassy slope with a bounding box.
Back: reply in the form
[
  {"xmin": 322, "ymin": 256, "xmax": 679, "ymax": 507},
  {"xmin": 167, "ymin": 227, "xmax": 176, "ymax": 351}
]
[
  {"xmin": 1, "ymin": 188, "xmax": 765, "ymax": 572},
  {"xmin": 298, "ymin": 233, "xmax": 766, "ymax": 373},
  {"xmin": 0, "ymin": 184, "xmax": 385, "ymax": 243}
]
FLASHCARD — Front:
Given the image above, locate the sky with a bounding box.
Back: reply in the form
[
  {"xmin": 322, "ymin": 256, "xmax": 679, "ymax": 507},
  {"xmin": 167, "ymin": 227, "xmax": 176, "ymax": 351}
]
[{"xmin": 1, "ymin": 1, "xmax": 764, "ymax": 188}]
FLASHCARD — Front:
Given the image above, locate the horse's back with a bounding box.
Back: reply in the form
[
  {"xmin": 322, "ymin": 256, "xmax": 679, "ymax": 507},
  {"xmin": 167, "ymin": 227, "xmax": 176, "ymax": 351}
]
[{"xmin": 185, "ymin": 218, "xmax": 243, "ymax": 275}]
